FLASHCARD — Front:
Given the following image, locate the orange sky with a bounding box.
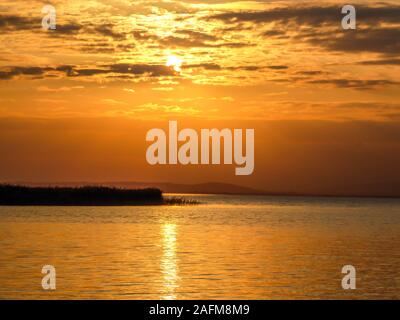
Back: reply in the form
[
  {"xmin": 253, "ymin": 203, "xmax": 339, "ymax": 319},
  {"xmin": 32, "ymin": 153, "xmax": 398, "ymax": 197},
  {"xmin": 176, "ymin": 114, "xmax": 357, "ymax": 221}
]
[{"xmin": 0, "ymin": 0, "xmax": 399, "ymax": 196}]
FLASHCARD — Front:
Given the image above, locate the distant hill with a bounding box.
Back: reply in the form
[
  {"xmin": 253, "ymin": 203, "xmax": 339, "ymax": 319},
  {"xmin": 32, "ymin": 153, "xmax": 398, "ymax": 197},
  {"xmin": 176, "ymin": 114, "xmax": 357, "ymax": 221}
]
[{"xmin": 110, "ymin": 182, "xmax": 266, "ymax": 195}]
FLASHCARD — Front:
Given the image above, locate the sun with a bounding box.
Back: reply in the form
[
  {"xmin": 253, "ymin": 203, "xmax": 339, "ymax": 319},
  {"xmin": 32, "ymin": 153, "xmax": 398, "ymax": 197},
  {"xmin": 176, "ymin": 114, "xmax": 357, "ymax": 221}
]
[{"xmin": 166, "ymin": 55, "xmax": 183, "ymax": 73}]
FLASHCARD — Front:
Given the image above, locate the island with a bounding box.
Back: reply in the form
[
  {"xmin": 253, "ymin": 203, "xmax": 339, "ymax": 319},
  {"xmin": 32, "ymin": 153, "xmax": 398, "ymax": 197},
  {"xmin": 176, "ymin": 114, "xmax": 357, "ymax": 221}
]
[{"xmin": 0, "ymin": 185, "xmax": 197, "ymax": 206}]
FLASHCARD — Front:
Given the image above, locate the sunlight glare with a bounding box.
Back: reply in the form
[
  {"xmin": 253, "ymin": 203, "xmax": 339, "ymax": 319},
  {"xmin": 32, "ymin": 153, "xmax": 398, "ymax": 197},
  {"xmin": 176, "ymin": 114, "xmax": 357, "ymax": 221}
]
[
  {"xmin": 161, "ymin": 223, "xmax": 179, "ymax": 299},
  {"xmin": 166, "ymin": 55, "xmax": 183, "ymax": 73}
]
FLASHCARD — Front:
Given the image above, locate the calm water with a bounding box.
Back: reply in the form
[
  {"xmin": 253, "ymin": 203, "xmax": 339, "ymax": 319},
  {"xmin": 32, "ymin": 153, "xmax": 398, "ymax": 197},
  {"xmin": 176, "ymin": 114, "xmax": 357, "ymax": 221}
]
[{"xmin": 0, "ymin": 195, "xmax": 399, "ymax": 299}]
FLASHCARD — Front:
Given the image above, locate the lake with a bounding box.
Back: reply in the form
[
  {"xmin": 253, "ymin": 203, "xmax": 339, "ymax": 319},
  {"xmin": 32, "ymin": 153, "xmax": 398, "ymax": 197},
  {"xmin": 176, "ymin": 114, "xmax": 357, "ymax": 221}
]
[{"xmin": 0, "ymin": 194, "xmax": 399, "ymax": 299}]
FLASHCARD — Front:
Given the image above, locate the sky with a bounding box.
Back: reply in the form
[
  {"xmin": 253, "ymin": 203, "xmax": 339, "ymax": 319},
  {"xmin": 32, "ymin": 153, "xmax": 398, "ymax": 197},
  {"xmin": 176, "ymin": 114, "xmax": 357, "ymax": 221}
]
[{"xmin": 0, "ymin": 0, "xmax": 399, "ymax": 196}]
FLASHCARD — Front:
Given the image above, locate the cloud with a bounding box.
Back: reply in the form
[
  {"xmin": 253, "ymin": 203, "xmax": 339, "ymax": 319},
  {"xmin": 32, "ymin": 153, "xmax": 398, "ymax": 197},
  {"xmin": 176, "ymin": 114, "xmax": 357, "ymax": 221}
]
[
  {"xmin": 184, "ymin": 63, "xmax": 287, "ymax": 72},
  {"xmin": 211, "ymin": 4, "xmax": 400, "ymax": 55},
  {"xmin": 358, "ymin": 59, "xmax": 400, "ymax": 66},
  {"xmin": 133, "ymin": 28, "xmax": 250, "ymax": 48},
  {"xmin": 97, "ymin": 0, "xmax": 194, "ymax": 15},
  {"xmin": 79, "ymin": 42, "xmax": 116, "ymax": 54},
  {"xmin": 158, "ymin": 35, "xmax": 249, "ymax": 48},
  {"xmin": 184, "ymin": 63, "xmax": 222, "ymax": 70},
  {"xmin": 0, "ymin": 66, "xmax": 49, "ymax": 80},
  {"xmin": 51, "ymin": 23, "xmax": 82, "ymax": 35},
  {"xmin": 0, "ymin": 63, "xmax": 177, "ymax": 81},
  {"xmin": 107, "ymin": 63, "xmax": 176, "ymax": 77},
  {"xmin": 267, "ymin": 65, "xmax": 289, "ymax": 70},
  {"xmin": 308, "ymin": 79, "xmax": 400, "ymax": 90},
  {"xmin": 263, "ymin": 29, "xmax": 289, "ymax": 39},
  {"xmin": 0, "ymin": 15, "xmax": 37, "ymax": 31},
  {"xmin": 210, "ymin": 5, "xmax": 400, "ymax": 26},
  {"xmin": 175, "ymin": 30, "xmax": 218, "ymax": 42},
  {"xmin": 93, "ymin": 24, "xmax": 126, "ymax": 40},
  {"xmin": 311, "ymin": 28, "xmax": 400, "ymax": 55},
  {"xmin": 0, "ymin": 15, "xmax": 83, "ymax": 37},
  {"xmin": 296, "ymin": 70, "xmax": 325, "ymax": 76}
]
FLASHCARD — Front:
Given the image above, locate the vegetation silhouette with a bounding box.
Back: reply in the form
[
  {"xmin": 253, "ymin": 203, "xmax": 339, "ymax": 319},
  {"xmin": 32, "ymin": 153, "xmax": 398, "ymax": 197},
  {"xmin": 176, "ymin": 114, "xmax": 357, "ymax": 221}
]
[{"xmin": 0, "ymin": 185, "xmax": 198, "ymax": 206}]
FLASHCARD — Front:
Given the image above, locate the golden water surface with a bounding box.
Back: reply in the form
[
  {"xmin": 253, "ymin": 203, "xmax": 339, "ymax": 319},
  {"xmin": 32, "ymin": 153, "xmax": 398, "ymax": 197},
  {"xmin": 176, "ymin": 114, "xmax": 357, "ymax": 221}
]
[{"xmin": 0, "ymin": 195, "xmax": 399, "ymax": 299}]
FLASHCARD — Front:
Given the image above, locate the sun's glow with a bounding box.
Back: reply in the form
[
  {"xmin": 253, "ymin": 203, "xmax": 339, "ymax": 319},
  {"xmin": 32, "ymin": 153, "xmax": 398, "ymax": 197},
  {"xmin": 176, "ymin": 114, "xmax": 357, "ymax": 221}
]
[{"xmin": 166, "ymin": 55, "xmax": 183, "ymax": 73}]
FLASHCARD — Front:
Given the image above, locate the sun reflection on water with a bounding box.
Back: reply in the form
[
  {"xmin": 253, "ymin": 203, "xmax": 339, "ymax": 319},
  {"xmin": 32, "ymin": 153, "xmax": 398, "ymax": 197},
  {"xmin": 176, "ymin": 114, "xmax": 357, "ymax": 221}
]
[{"xmin": 161, "ymin": 223, "xmax": 179, "ymax": 300}]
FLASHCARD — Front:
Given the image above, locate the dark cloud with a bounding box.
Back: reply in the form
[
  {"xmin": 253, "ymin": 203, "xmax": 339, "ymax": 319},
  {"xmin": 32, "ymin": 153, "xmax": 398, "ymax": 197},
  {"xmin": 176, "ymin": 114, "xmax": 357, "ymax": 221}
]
[
  {"xmin": 116, "ymin": 43, "xmax": 136, "ymax": 51},
  {"xmin": 107, "ymin": 64, "xmax": 175, "ymax": 77},
  {"xmin": 333, "ymin": 102, "xmax": 400, "ymax": 110},
  {"xmin": 132, "ymin": 30, "xmax": 155, "ymax": 41},
  {"xmin": 0, "ymin": 62, "xmax": 286, "ymax": 81},
  {"xmin": 358, "ymin": 58, "xmax": 400, "ymax": 65},
  {"xmin": 263, "ymin": 29, "xmax": 290, "ymax": 39},
  {"xmin": 55, "ymin": 65, "xmax": 76, "ymax": 76},
  {"xmin": 175, "ymin": 30, "xmax": 218, "ymax": 42},
  {"xmin": 133, "ymin": 28, "xmax": 250, "ymax": 48},
  {"xmin": 210, "ymin": 5, "xmax": 400, "ymax": 26},
  {"xmin": 0, "ymin": 15, "xmax": 82, "ymax": 37},
  {"xmin": 184, "ymin": 64, "xmax": 284, "ymax": 72},
  {"xmin": 312, "ymin": 28, "xmax": 400, "ymax": 55},
  {"xmin": 158, "ymin": 35, "xmax": 210, "ymax": 47},
  {"xmin": 232, "ymin": 65, "xmax": 263, "ymax": 71},
  {"xmin": 308, "ymin": 79, "xmax": 400, "ymax": 90},
  {"xmin": 184, "ymin": 63, "xmax": 222, "ymax": 70},
  {"xmin": 0, "ymin": 14, "xmax": 117, "ymax": 40},
  {"xmin": 94, "ymin": 24, "xmax": 126, "ymax": 40},
  {"xmin": 296, "ymin": 70, "xmax": 325, "ymax": 76},
  {"xmin": 79, "ymin": 42, "xmax": 116, "ymax": 54},
  {"xmin": 211, "ymin": 5, "xmax": 400, "ymax": 55},
  {"xmin": 222, "ymin": 24, "xmax": 254, "ymax": 32},
  {"xmin": 73, "ymin": 68, "xmax": 108, "ymax": 76},
  {"xmin": 0, "ymin": 15, "xmax": 37, "ymax": 31},
  {"xmin": 52, "ymin": 23, "xmax": 82, "ymax": 35},
  {"xmin": 67, "ymin": 64, "xmax": 176, "ymax": 78},
  {"xmin": 0, "ymin": 63, "xmax": 176, "ymax": 81},
  {"xmin": 229, "ymin": 65, "xmax": 287, "ymax": 71},
  {"xmin": 267, "ymin": 65, "xmax": 289, "ymax": 70},
  {"xmin": 0, "ymin": 66, "xmax": 50, "ymax": 80},
  {"xmin": 157, "ymin": 35, "xmax": 249, "ymax": 48}
]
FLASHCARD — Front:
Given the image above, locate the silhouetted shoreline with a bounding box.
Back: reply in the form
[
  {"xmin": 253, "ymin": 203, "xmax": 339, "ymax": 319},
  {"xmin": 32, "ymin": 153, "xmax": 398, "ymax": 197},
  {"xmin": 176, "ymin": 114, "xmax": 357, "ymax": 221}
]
[
  {"xmin": 0, "ymin": 185, "xmax": 198, "ymax": 206},
  {"xmin": 10, "ymin": 181, "xmax": 400, "ymax": 198}
]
